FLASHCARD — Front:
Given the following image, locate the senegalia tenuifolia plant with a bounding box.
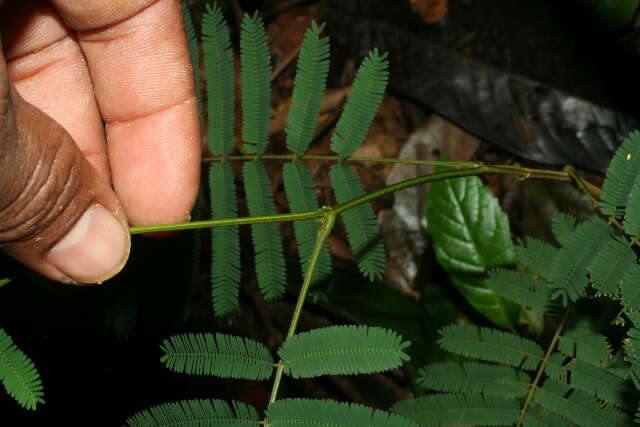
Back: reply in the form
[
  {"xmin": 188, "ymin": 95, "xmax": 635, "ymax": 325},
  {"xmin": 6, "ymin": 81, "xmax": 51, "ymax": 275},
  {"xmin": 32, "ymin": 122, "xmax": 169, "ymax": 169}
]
[
  {"xmin": 391, "ymin": 133, "xmax": 640, "ymax": 426},
  {"xmin": 124, "ymin": 4, "xmax": 414, "ymax": 426},
  {"xmin": 0, "ymin": 275, "xmax": 44, "ymax": 411}
]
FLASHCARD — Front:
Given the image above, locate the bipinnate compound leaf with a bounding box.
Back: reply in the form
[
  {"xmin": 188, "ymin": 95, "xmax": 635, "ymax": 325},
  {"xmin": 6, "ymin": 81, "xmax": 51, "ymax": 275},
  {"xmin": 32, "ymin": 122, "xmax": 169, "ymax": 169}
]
[
  {"xmin": 600, "ymin": 130, "xmax": 640, "ymax": 217},
  {"xmin": 625, "ymin": 173, "xmax": 640, "ymax": 237},
  {"xmin": 160, "ymin": 333, "xmax": 273, "ymax": 379},
  {"xmin": 267, "ymin": 399, "xmax": 417, "ymax": 427},
  {"xmin": 486, "ymin": 268, "xmax": 552, "ymax": 313},
  {"xmin": 558, "ymin": 326, "xmax": 611, "ymax": 366},
  {"xmin": 278, "ymin": 326, "xmax": 409, "ymax": 378},
  {"xmin": 392, "ymin": 394, "xmax": 521, "ymax": 426},
  {"xmin": 621, "ymin": 264, "xmax": 640, "ymax": 312},
  {"xmin": 285, "ymin": 22, "xmax": 330, "ymax": 155},
  {"xmin": 534, "ymin": 380, "xmax": 631, "ymax": 427},
  {"xmin": 587, "ymin": 234, "xmax": 634, "ymax": 295},
  {"xmin": 283, "ymin": 162, "xmax": 332, "ymax": 285},
  {"xmin": 181, "ymin": 1, "xmax": 203, "ymax": 126},
  {"xmin": 240, "ymin": 12, "xmax": 271, "ymax": 154},
  {"xmin": 548, "ymin": 216, "xmax": 612, "ymax": 301},
  {"xmin": 125, "ymin": 398, "xmax": 259, "ymax": 426},
  {"xmin": 0, "ymin": 328, "xmax": 44, "ymax": 410},
  {"xmin": 517, "ymin": 237, "xmax": 558, "ymax": 282},
  {"xmin": 202, "ymin": 3, "xmax": 235, "ymax": 155},
  {"xmin": 566, "ymin": 359, "xmax": 636, "ymax": 409},
  {"xmin": 331, "ymin": 49, "xmax": 389, "ymax": 158},
  {"xmin": 209, "ymin": 163, "xmax": 241, "ymax": 317},
  {"xmin": 330, "ymin": 164, "xmax": 386, "ymax": 280},
  {"xmin": 418, "ymin": 362, "xmax": 529, "ymax": 397},
  {"xmin": 438, "ymin": 325, "xmax": 543, "ymax": 371},
  {"xmin": 551, "ymin": 213, "xmax": 577, "ymax": 247},
  {"xmin": 243, "ymin": 161, "xmax": 286, "ymax": 300},
  {"xmin": 426, "ymin": 171, "xmax": 516, "ymax": 327}
]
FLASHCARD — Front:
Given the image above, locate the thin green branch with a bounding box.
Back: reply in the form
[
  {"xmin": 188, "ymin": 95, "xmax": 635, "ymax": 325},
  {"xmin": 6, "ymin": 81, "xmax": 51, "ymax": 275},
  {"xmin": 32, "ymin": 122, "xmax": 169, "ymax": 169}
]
[
  {"xmin": 129, "ymin": 164, "xmax": 575, "ymax": 235},
  {"xmin": 268, "ymin": 212, "xmax": 337, "ymax": 404},
  {"xmin": 516, "ymin": 305, "xmax": 572, "ymax": 427},
  {"xmin": 564, "ymin": 165, "xmax": 602, "ymax": 207}
]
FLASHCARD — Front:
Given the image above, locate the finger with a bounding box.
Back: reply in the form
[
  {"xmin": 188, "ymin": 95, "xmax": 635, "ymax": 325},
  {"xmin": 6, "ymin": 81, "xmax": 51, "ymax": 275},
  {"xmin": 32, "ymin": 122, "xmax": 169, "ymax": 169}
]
[
  {"xmin": 0, "ymin": 0, "xmax": 110, "ymax": 180},
  {"xmin": 0, "ymin": 47, "xmax": 130, "ymax": 284},
  {"xmin": 51, "ymin": 0, "xmax": 201, "ymax": 227}
]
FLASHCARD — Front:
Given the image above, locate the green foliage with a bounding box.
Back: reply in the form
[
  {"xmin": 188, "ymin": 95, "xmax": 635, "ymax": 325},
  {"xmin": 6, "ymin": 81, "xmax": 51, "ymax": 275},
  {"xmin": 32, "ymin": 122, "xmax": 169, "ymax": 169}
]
[
  {"xmin": 426, "ymin": 170, "xmax": 517, "ymax": 328},
  {"xmin": 267, "ymin": 399, "xmax": 417, "ymax": 427},
  {"xmin": 209, "ymin": 163, "xmax": 241, "ymax": 316},
  {"xmin": 551, "ymin": 212, "xmax": 577, "ymax": 247},
  {"xmin": 181, "ymin": 1, "xmax": 203, "ymax": 126},
  {"xmin": 278, "ymin": 325, "xmax": 410, "ymax": 378},
  {"xmin": 202, "ymin": 2, "xmax": 235, "ymax": 155},
  {"xmin": 330, "ymin": 164, "xmax": 386, "ymax": 280},
  {"xmin": 587, "ymin": 234, "xmax": 634, "ymax": 295},
  {"xmin": 517, "ymin": 237, "xmax": 558, "ymax": 281},
  {"xmin": 558, "ymin": 326, "xmax": 611, "ymax": 366},
  {"xmin": 418, "ymin": 362, "xmax": 530, "ymax": 397},
  {"xmin": 487, "ymin": 269, "xmax": 552, "ymax": 313},
  {"xmin": 0, "ymin": 328, "xmax": 44, "ymax": 410},
  {"xmin": 126, "ymin": 398, "xmax": 260, "ymax": 426},
  {"xmin": 285, "ymin": 22, "xmax": 330, "ymax": 156},
  {"xmin": 283, "ymin": 162, "xmax": 332, "ymax": 285},
  {"xmin": 0, "ymin": 278, "xmax": 10, "ymax": 288},
  {"xmin": 548, "ymin": 217, "xmax": 612, "ymax": 301},
  {"xmin": 331, "ymin": 49, "xmax": 389, "ymax": 158},
  {"xmin": 243, "ymin": 161, "xmax": 286, "ymax": 300},
  {"xmin": 240, "ymin": 12, "xmax": 271, "ymax": 154},
  {"xmin": 159, "ymin": 333, "xmax": 274, "ymax": 379},
  {"xmin": 393, "ymin": 394, "xmax": 523, "ymax": 426},
  {"xmin": 600, "ymin": 130, "xmax": 640, "ymax": 217}
]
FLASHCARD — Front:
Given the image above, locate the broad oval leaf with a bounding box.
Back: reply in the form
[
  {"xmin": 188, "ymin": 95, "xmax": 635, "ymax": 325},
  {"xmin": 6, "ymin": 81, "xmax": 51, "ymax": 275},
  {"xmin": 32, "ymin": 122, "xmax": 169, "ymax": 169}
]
[
  {"xmin": 278, "ymin": 325, "xmax": 409, "ymax": 378},
  {"xmin": 426, "ymin": 171, "xmax": 516, "ymax": 328}
]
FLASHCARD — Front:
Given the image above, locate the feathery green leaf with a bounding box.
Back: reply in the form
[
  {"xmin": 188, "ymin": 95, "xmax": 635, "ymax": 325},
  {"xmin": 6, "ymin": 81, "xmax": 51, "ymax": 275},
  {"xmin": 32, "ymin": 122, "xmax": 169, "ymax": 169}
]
[
  {"xmin": 240, "ymin": 12, "xmax": 271, "ymax": 154},
  {"xmin": 285, "ymin": 22, "xmax": 330, "ymax": 155},
  {"xmin": 418, "ymin": 362, "xmax": 530, "ymax": 397},
  {"xmin": 160, "ymin": 333, "xmax": 273, "ymax": 379},
  {"xmin": 548, "ymin": 217, "xmax": 612, "ymax": 301},
  {"xmin": 534, "ymin": 379, "xmax": 631, "ymax": 427},
  {"xmin": 564, "ymin": 359, "xmax": 637, "ymax": 410},
  {"xmin": 438, "ymin": 325, "xmax": 544, "ymax": 370},
  {"xmin": 202, "ymin": 3, "xmax": 234, "ymax": 155},
  {"xmin": 243, "ymin": 161, "xmax": 286, "ymax": 300},
  {"xmin": 621, "ymin": 263, "xmax": 640, "ymax": 312},
  {"xmin": 0, "ymin": 328, "xmax": 44, "ymax": 410},
  {"xmin": 331, "ymin": 49, "xmax": 389, "ymax": 158},
  {"xmin": 267, "ymin": 399, "xmax": 417, "ymax": 427},
  {"xmin": 283, "ymin": 162, "xmax": 332, "ymax": 285},
  {"xmin": 552, "ymin": 213, "xmax": 578, "ymax": 247},
  {"xmin": 181, "ymin": 1, "xmax": 203, "ymax": 127},
  {"xmin": 487, "ymin": 268, "xmax": 553, "ymax": 313},
  {"xmin": 330, "ymin": 164, "xmax": 386, "ymax": 280},
  {"xmin": 587, "ymin": 234, "xmax": 634, "ymax": 295},
  {"xmin": 125, "ymin": 399, "xmax": 259, "ymax": 426},
  {"xmin": 558, "ymin": 326, "xmax": 612, "ymax": 366},
  {"xmin": 600, "ymin": 130, "xmax": 640, "ymax": 216},
  {"xmin": 0, "ymin": 278, "xmax": 10, "ymax": 288},
  {"xmin": 209, "ymin": 163, "xmax": 241, "ymax": 316},
  {"xmin": 392, "ymin": 394, "xmax": 521, "ymax": 426},
  {"xmin": 278, "ymin": 326, "xmax": 409, "ymax": 378},
  {"xmin": 517, "ymin": 237, "xmax": 558, "ymax": 282},
  {"xmin": 625, "ymin": 172, "xmax": 640, "ymax": 236}
]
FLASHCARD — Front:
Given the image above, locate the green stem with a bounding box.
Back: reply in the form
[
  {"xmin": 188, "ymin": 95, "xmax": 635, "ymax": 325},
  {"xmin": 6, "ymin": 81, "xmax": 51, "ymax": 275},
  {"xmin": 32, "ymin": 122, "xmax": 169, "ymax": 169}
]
[
  {"xmin": 129, "ymin": 164, "xmax": 574, "ymax": 234},
  {"xmin": 203, "ymin": 153, "xmax": 481, "ymax": 168},
  {"xmin": 268, "ymin": 213, "xmax": 336, "ymax": 404},
  {"xmin": 516, "ymin": 305, "xmax": 571, "ymax": 427}
]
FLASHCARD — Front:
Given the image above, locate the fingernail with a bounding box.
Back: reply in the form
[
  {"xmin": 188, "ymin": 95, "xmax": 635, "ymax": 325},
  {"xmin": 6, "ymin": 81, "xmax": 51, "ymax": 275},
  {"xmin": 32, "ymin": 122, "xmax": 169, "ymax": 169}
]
[{"xmin": 47, "ymin": 204, "xmax": 130, "ymax": 284}]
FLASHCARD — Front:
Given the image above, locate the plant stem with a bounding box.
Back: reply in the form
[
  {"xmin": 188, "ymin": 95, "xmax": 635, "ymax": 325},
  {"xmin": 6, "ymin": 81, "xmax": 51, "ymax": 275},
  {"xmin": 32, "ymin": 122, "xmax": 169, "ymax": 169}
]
[
  {"xmin": 129, "ymin": 164, "xmax": 577, "ymax": 234},
  {"xmin": 268, "ymin": 212, "xmax": 337, "ymax": 404},
  {"xmin": 516, "ymin": 305, "xmax": 571, "ymax": 427}
]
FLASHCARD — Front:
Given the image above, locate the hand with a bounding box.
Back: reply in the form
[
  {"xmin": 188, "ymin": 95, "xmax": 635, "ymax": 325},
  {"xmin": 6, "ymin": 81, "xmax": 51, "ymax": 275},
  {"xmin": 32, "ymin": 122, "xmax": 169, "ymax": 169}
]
[{"xmin": 0, "ymin": 0, "xmax": 201, "ymax": 284}]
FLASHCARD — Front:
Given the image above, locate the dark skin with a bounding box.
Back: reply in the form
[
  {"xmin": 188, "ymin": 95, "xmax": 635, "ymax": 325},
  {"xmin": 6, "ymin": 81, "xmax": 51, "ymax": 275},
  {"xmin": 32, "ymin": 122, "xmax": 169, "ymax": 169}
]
[{"xmin": 0, "ymin": 0, "xmax": 201, "ymax": 284}]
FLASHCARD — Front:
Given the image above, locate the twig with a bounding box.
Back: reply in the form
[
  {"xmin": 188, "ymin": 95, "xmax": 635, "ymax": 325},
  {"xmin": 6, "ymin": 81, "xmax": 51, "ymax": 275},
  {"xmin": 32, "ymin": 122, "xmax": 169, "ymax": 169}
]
[{"xmin": 271, "ymin": 45, "xmax": 301, "ymax": 82}]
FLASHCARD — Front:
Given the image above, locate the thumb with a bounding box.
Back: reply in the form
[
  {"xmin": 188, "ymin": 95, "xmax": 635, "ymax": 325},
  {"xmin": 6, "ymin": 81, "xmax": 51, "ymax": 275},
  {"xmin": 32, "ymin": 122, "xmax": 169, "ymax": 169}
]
[{"xmin": 0, "ymin": 49, "xmax": 130, "ymax": 285}]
